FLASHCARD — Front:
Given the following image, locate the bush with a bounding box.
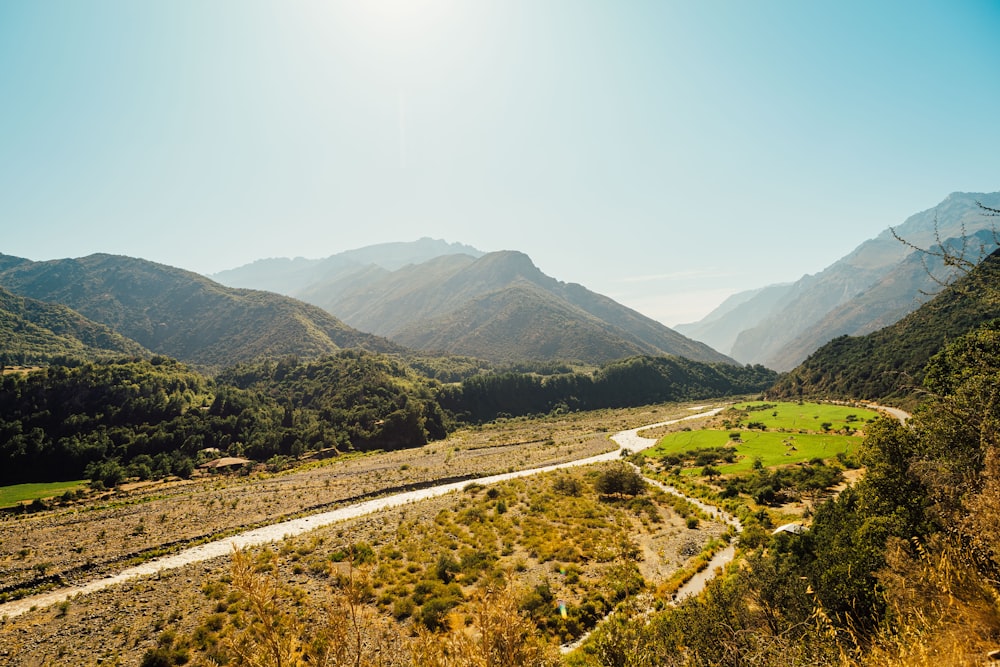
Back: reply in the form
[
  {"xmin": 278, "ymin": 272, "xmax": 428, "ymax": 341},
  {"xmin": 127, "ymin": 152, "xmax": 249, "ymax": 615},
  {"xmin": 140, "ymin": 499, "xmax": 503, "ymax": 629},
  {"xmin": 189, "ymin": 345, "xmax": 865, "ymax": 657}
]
[
  {"xmin": 552, "ymin": 475, "xmax": 583, "ymax": 496},
  {"xmin": 419, "ymin": 596, "xmax": 458, "ymax": 631},
  {"xmin": 595, "ymin": 464, "xmax": 645, "ymax": 498}
]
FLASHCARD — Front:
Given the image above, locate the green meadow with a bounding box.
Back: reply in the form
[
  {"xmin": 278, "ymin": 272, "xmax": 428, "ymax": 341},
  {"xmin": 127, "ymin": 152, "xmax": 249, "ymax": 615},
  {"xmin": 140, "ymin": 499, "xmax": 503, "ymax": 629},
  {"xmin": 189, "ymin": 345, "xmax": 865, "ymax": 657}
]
[
  {"xmin": 644, "ymin": 429, "xmax": 862, "ymax": 473},
  {"xmin": 728, "ymin": 401, "xmax": 880, "ymax": 432},
  {"xmin": 643, "ymin": 401, "xmax": 882, "ymax": 474},
  {"xmin": 0, "ymin": 480, "xmax": 88, "ymax": 508}
]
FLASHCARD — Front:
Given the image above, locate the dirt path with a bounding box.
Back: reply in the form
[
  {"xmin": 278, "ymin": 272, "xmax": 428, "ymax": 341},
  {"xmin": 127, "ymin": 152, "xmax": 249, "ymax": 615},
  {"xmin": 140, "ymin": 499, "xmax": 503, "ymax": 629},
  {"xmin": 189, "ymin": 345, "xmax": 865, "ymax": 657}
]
[
  {"xmin": 559, "ymin": 406, "xmax": 740, "ymax": 654},
  {"xmin": 869, "ymin": 404, "xmax": 911, "ymax": 424}
]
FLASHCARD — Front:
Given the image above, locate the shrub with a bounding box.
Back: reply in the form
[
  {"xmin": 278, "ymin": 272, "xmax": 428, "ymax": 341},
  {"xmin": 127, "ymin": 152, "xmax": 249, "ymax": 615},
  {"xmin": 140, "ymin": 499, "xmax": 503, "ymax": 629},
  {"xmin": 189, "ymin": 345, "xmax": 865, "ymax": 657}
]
[{"xmin": 595, "ymin": 464, "xmax": 645, "ymax": 498}]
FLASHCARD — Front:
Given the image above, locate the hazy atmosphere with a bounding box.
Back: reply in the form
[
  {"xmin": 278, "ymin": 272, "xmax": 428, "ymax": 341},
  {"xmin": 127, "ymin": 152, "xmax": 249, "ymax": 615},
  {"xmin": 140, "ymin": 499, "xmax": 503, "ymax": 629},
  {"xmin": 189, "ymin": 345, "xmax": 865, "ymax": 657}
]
[{"xmin": 2, "ymin": 1, "xmax": 998, "ymax": 324}]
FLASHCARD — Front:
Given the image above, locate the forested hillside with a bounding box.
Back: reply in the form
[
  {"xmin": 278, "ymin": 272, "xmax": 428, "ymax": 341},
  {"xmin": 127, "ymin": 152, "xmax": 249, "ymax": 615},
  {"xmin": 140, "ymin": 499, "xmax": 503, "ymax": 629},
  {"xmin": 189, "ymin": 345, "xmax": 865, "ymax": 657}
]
[
  {"xmin": 216, "ymin": 351, "xmax": 449, "ymax": 450},
  {"xmin": 0, "ymin": 286, "xmax": 149, "ymax": 366},
  {"xmin": 769, "ymin": 248, "xmax": 1000, "ymax": 403},
  {"xmin": 0, "ymin": 352, "xmax": 448, "ymax": 486},
  {"xmin": 0, "ymin": 253, "xmax": 399, "ymax": 371}
]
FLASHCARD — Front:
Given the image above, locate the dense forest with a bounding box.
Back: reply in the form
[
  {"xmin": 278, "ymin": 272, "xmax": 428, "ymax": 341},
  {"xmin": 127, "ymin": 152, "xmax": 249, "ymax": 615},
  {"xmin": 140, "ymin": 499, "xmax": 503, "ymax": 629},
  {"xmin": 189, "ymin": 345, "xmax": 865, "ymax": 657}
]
[
  {"xmin": 0, "ymin": 350, "xmax": 774, "ymax": 487},
  {"xmin": 0, "ymin": 352, "xmax": 449, "ymax": 486},
  {"xmin": 441, "ymin": 356, "xmax": 777, "ymax": 422}
]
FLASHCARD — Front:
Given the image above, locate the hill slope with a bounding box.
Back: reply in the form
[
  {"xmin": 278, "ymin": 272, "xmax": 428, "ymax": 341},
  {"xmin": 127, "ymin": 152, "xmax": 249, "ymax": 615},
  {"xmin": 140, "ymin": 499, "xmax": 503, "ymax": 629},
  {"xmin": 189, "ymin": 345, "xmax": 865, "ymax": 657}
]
[
  {"xmin": 0, "ymin": 254, "xmax": 400, "ymax": 371},
  {"xmin": 674, "ymin": 283, "xmax": 794, "ymax": 356},
  {"xmin": 0, "ymin": 285, "xmax": 149, "ymax": 365},
  {"xmin": 768, "ymin": 247, "xmax": 1000, "ymax": 403},
  {"xmin": 680, "ymin": 191, "xmax": 1000, "ymax": 369},
  {"xmin": 302, "ymin": 250, "xmax": 735, "ymax": 365}
]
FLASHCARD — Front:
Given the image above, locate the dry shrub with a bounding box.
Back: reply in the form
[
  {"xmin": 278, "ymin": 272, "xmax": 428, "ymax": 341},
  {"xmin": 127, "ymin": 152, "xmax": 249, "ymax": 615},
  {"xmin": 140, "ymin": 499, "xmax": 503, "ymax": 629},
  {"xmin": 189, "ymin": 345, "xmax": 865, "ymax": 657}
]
[
  {"xmin": 411, "ymin": 580, "xmax": 559, "ymax": 667},
  {"xmin": 219, "ymin": 547, "xmax": 557, "ymax": 667},
  {"xmin": 863, "ymin": 536, "xmax": 1000, "ymax": 667},
  {"xmin": 223, "ymin": 547, "xmax": 407, "ymax": 667},
  {"xmin": 226, "ymin": 546, "xmax": 304, "ymax": 667},
  {"xmin": 309, "ymin": 561, "xmax": 409, "ymax": 667}
]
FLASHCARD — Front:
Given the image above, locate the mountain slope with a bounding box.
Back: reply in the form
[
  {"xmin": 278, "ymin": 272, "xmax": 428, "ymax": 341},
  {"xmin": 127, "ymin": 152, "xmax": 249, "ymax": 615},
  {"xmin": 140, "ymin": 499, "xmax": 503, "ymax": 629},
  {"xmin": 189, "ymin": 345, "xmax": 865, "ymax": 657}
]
[
  {"xmin": 674, "ymin": 283, "xmax": 794, "ymax": 356},
  {"xmin": 211, "ymin": 238, "xmax": 483, "ymax": 294},
  {"xmin": 682, "ymin": 191, "xmax": 1000, "ymax": 370},
  {"xmin": 768, "ymin": 247, "xmax": 1000, "ymax": 403},
  {"xmin": 0, "ymin": 285, "xmax": 149, "ymax": 365},
  {"xmin": 0, "ymin": 254, "xmax": 400, "ymax": 371},
  {"xmin": 304, "ymin": 250, "xmax": 735, "ymax": 365},
  {"xmin": 391, "ymin": 281, "xmax": 654, "ymax": 364},
  {"xmin": 773, "ymin": 229, "xmax": 995, "ymax": 368}
]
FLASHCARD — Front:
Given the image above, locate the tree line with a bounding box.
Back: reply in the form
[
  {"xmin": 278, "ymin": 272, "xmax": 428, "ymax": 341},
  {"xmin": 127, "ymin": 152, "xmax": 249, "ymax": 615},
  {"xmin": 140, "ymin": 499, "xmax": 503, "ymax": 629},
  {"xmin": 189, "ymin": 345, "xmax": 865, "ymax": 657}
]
[
  {"xmin": 0, "ymin": 351, "xmax": 776, "ymax": 487},
  {"xmin": 440, "ymin": 355, "xmax": 777, "ymax": 422}
]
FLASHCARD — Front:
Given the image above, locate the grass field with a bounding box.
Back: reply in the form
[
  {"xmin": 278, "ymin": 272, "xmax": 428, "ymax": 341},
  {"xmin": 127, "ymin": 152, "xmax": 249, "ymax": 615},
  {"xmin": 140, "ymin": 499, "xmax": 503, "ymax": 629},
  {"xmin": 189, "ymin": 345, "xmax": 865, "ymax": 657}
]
[
  {"xmin": 642, "ymin": 401, "xmax": 878, "ymax": 474},
  {"xmin": 644, "ymin": 430, "xmax": 862, "ymax": 473},
  {"xmin": 729, "ymin": 401, "xmax": 880, "ymax": 432},
  {"xmin": 0, "ymin": 480, "xmax": 88, "ymax": 508}
]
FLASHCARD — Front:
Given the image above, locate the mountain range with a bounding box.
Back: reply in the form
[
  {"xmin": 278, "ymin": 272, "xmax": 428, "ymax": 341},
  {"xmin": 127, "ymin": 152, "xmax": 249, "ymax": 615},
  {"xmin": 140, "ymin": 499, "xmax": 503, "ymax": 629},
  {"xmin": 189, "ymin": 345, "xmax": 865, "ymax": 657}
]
[
  {"xmin": 6, "ymin": 191, "xmax": 996, "ymax": 375},
  {"xmin": 768, "ymin": 246, "xmax": 1000, "ymax": 403},
  {"xmin": 676, "ymin": 191, "xmax": 1000, "ymax": 371},
  {"xmin": 213, "ymin": 244, "xmax": 734, "ymax": 366},
  {"xmin": 0, "ymin": 253, "xmax": 399, "ymax": 371}
]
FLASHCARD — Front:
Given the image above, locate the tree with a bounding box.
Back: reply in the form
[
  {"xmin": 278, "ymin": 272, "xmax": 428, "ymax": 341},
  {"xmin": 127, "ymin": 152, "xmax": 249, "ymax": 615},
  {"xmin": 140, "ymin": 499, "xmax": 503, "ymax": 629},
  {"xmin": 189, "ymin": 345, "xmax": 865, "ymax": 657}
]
[
  {"xmin": 85, "ymin": 458, "xmax": 125, "ymax": 489},
  {"xmin": 890, "ymin": 201, "xmax": 1000, "ymax": 300},
  {"xmin": 595, "ymin": 463, "xmax": 645, "ymax": 498}
]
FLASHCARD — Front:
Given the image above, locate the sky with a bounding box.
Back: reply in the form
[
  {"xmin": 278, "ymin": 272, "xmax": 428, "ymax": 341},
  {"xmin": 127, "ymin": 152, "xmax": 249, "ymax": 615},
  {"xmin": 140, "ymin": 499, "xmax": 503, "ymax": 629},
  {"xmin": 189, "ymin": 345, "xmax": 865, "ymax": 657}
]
[{"xmin": 2, "ymin": 1, "xmax": 999, "ymax": 326}]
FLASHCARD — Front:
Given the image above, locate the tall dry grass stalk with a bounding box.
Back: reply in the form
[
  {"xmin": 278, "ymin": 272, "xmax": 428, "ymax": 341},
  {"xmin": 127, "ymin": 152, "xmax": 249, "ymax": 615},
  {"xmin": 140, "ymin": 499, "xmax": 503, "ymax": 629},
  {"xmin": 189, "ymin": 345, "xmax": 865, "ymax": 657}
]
[
  {"xmin": 860, "ymin": 537, "xmax": 1000, "ymax": 667},
  {"xmin": 410, "ymin": 580, "xmax": 559, "ymax": 667}
]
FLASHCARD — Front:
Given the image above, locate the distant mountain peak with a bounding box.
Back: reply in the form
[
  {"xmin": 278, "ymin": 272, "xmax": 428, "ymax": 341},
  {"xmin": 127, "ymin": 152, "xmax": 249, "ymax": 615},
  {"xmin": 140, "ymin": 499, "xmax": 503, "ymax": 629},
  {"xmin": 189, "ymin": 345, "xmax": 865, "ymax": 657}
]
[
  {"xmin": 211, "ymin": 238, "xmax": 484, "ymax": 293},
  {"xmin": 681, "ymin": 190, "xmax": 1000, "ymax": 370}
]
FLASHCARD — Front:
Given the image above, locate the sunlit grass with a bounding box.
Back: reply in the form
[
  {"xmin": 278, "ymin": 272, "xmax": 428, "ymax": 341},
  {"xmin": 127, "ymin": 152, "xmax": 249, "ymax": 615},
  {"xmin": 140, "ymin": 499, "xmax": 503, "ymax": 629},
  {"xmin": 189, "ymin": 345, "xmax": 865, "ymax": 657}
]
[
  {"xmin": 0, "ymin": 480, "xmax": 88, "ymax": 508},
  {"xmin": 731, "ymin": 400, "xmax": 880, "ymax": 431},
  {"xmin": 646, "ymin": 430, "xmax": 860, "ymax": 472}
]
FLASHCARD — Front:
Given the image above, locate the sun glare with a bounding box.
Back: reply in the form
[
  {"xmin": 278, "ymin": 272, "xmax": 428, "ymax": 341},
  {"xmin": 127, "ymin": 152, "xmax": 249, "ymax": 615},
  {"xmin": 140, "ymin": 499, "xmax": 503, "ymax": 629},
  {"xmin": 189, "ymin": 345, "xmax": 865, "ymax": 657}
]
[{"xmin": 340, "ymin": 0, "xmax": 458, "ymax": 46}]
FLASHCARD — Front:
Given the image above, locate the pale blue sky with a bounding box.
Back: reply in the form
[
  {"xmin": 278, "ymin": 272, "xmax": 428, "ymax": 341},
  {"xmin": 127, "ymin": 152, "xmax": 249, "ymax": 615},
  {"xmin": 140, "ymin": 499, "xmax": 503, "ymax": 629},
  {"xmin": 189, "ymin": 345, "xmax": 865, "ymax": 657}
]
[{"xmin": 2, "ymin": 1, "xmax": 998, "ymax": 325}]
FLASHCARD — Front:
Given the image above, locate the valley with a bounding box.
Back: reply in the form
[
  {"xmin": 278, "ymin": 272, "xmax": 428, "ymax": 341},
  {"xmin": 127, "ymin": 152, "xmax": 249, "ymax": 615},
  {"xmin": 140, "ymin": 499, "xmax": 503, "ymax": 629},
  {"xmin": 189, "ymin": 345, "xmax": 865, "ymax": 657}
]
[{"xmin": 0, "ymin": 402, "xmax": 736, "ymax": 665}]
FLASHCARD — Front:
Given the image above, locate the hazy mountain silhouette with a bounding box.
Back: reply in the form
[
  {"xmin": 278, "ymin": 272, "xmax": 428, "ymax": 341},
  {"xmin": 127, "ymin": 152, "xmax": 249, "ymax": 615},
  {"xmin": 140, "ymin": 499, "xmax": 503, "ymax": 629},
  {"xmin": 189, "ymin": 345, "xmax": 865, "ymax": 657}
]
[{"xmin": 679, "ymin": 191, "xmax": 1000, "ymax": 370}]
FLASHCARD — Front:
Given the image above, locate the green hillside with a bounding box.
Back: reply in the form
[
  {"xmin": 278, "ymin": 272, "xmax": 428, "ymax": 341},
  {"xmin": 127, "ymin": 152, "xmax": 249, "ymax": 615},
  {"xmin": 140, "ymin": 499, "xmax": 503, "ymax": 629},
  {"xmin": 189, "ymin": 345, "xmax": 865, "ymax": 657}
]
[
  {"xmin": 0, "ymin": 285, "xmax": 148, "ymax": 366},
  {"xmin": 0, "ymin": 253, "xmax": 401, "ymax": 371},
  {"xmin": 0, "ymin": 352, "xmax": 448, "ymax": 486},
  {"xmin": 768, "ymin": 248, "xmax": 1000, "ymax": 403},
  {"xmin": 312, "ymin": 250, "xmax": 735, "ymax": 365}
]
